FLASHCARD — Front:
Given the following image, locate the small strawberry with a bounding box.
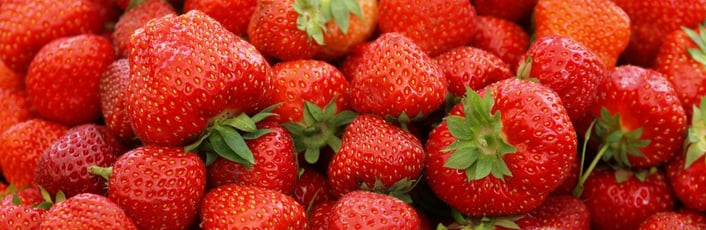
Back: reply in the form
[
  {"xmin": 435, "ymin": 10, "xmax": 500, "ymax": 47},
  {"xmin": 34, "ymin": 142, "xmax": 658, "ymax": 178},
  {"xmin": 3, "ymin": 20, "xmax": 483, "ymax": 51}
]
[
  {"xmin": 0, "ymin": 201, "xmax": 46, "ymax": 230},
  {"xmin": 39, "ymin": 193, "xmax": 137, "ymax": 229},
  {"xmin": 433, "ymin": 46, "xmax": 513, "ymax": 98},
  {"xmin": 112, "ymin": 0, "xmax": 177, "ymax": 58},
  {"xmin": 183, "ymin": 0, "xmax": 256, "ymax": 36},
  {"xmin": 307, "ymin": 201, "xmax": 335, "ymax": 230},
  {"xmin": 26, "ymin": 34, "xmax": 116, "ymax": 126},
  {"xmin": 247, "ymin": 0, "xmax": 322, "ymax": 61},
  {"xmin": 315, "ymin": 0, "xmax": 378, "ymax": 60},
  {"xmin": 0, "ymin": 186, "xmax": 44, "ymax": 207},
  {"xmin": 513, "ymin": 195, "xmax": 590, "ymax": 229},
  {"xmin": 99, "ymin": 58, "xmax": 137, "ymax": 145},
  {"xmin": 329, "ymin": 190, "xmax": 420, "ymax": 230},
  {"xmin": 638, "ymin": 211, "xmax": 706, "ymax": 230},
  {"xmin": 292, "ymin": 168, "xmax": 336, "ymax": 207},
  {"xmin": 468, "ymin": 16, "xmax": 530, "ymax": 72},
  {"xmin": 199, "ymin": 184, "xmax": 307, "ymax": 229},
  {"xmin": 470, "ymin": 0, "xmax": 537, "ymax": 22},
  {"xmin": 666, "ymin": 97, "xmax": 706, "ymax": 211},
  {"xmin": 0, "ymin": 88, "xmax": 34, "ymax": 135}
]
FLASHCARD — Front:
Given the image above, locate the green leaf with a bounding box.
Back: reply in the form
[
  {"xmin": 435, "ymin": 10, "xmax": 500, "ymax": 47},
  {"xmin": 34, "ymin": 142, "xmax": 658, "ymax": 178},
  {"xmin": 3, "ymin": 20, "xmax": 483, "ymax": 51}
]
[
  {"xmin": 223, "ymin": 113, "xmax": 257, "ymax": 132},
  {"xmin": 208, "ymin": 132, "xmax": 253, "ymax": 167},
  {"xmin": 215, "ymin": 125, "xmax": 255, "ymax": 165},
  {"xmin": 331, "ymin": 1, "xmax": 351, "ymax": 33},
  {"xmin": 304, "ymin": 147, "xmax": 321, "ymax": 164},
  {"xmin": 241, "ymin": 129, "xmax": 272, "ymax": 140},
  {"xmin": 614, "ymin": 169, "xmax": 632, "ymax": 183},
  {"xmin": 494, "ymin": 219, "xmax": 521, "ymax": 229},
  {"xmin": 330, "ymin": 110, "xmax": 357, "ymax": 127},
  {"xmin": 304, "ymin": 101, "xmax": 325, "ymax": 124},
  {"xmin": 326, "ymin": 136, "xmax": 342, "ymax": 152},
  {"xmin": 444, "ymin": 150, "xmax": 477, "ymax": 170},
  {"xmin": 184, "ymin": 132, "xmax": 209, "ymax": 153},
  {"xmin": 474, "ymin": 159, "xmax": 493, "ymax": 180},
  {"xmin": 12, "ymin": 194, "xmax": 20, "ymax": 205},
  {"xmin": 445, "ymin": 116, "xmax": 473, "ymax": 140}
]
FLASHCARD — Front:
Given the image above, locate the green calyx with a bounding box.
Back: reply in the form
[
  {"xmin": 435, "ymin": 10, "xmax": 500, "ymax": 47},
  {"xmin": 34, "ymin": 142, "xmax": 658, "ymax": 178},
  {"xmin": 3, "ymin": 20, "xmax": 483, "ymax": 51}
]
[
  {"xmin": 185, "ymin": 104, "xmax": 279, "ymax": 168},
  {"xmin": 36, "ymin": 186, "xmax": 66, "ymax": 210},
  {"xmin": 594, "ymin": 107, "xmax": 650, "ymax": 168},
  {"xmin": 684, "ymin": 96, "xmax": 706, "ymax": 168},
  {"xmin": 293, "ymin": 0, "xmax": 363, "ymax": 45},
  {"xmin": 126, "ymin": 0, "xmax": 149, "ymax": 11},
  {"xmin": 282, "ymin": 99, "xmax": 357, "ymax": 164},
  {"xmin": 443, "ymin": 87, "xmax": 517, "ymax": 182},
  {"xmin": 515, "ymin": 56, "xmax": 539, "ymax": 83},
  {"xmin": 683, "ymin": 20, "xmax": 706, "ymax": 67},
  {"xmin": 437, "ymin": 210, "xmax": 521, "ymax": 230},
  {"xmin": 359, "ymin": 178, "xmax": 418, "ymax": 204}
]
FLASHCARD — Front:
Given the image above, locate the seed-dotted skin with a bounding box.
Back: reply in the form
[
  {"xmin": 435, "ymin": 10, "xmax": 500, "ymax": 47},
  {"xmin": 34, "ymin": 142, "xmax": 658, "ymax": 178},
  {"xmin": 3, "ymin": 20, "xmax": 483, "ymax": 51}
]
[
  {"xmin": 199, "ymin": 184, "xmax": 307, "ymax": 230},
  {"xmin": 0, "ymin": 203, "xmax": 46, "ymax": 230},
  {"xmin": 0, "ymin": 89, "xmax": 34, "ymax": 134},
  {"xmin": 328, "ymin": 190, "xmax": 420, "ymax": 230},
  {"xmin": 112, "ymin": 0, "xmax": 176, "ymax": 58},
  {"xmin": 247, "ymin": 0, "xmax": 322, "ymax": 61},
  {"xmin": 667, "ymin": 154, "xmax": 706, "ymax": 212},
  {"xmin": 39, "ymin": 193, "xmax": 138, "ymax": 230},
  {"xmin": 184, "ymin": 0, "xmax": 257, "ymax": 36},
  {"xmin": 99, "ymin": 59, "xmax": 136, "ymax": 144},
  {"xmin": 433, "ymin": 46, "xmax": 513, "ymax": 98},
  {"xmin": 513, "ymin": 195, "xmax": 590, "ymax": 229},
  {"xmin": 469, "ymin": 16, "xmax": 530, "ymax": 72}
]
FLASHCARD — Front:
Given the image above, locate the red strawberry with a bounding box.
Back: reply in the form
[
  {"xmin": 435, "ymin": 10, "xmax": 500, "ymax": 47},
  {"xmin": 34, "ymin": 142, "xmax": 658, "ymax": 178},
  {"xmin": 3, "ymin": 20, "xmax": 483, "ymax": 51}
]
[
  {"xmin": 347, "ymin": 32, "xmax": 447, "ymax": 122},
  {"xmin": 33, "ymin": 124, "xmax": 125, "ymax": 198},
  {"xmin": 581, "ymin": 168, "xmax": 675, "ymax": 230},
  {"xmin": 0, "ymin": 88, "xmax": 34, "ymax": 135},
  {"xmin": 0, "ymin": 119, "xmax": 68, "ymax": 187},
  {"xmin": 92, "ymin": 146, "xmax": 206, "ymax": 230},
  {"xmin": 613, "ymin": 0, "xmax": 706, "ymax": 67},
  {"xmin": 315, "ymin": 0, "xmax": 378, "ymax": 60},
  {"xmin": 590, "ymin": 65, "xmax": 687, "ymax": 168},
  {"xmin": 0, "ymin": 186, "xmax": 44, "ymax": 207},
  {"xmin": 512, "ymin": 195, "xmax": 590, "ymax": 229},
  {"xmin": 308, "ymin": 201, "xmax": 335, "ymax": 230},
  {"xmin": 39, "ymin": 193, "xmax": 137, "ymax": 229},
  {"xmin": 533, "ymin": 0, "xmax": 631, "ymax": 68},
  {"xmin": 328, "ymin": 190, "xmax": 421, "ymax": 229},
  {"xmin": 112, "ymin": 0, "xmax": 176, "ymax": 58},
  {"xmin": 292, "ymin": 168, "xmax": 336, "ymax": 207},
  {"xmin": 247, "ymin": 0, "xmax": 322, "ymax": 61},
  {"xmin": 470, "ymin": 0, "xmax": 537, "ymax": 22},
  {"xmin": 199, "ymin": 184, "xmax": 307, "ymax": 229},
  {"xmin": 666, "ymin": 97, "xmax": 706, "ymax": 211},
  {"xmin": 26, "ymin": 34, "xmax": 116, "ymax": 126},
  {"xmin": 424, "ymin": 78, "xmax": 577, "ymax": 217},
  {"xmin": 328, "ymin": 114, "xmax": 425, "ymax": 198},
  {"xmin": 184, "ymin": 0, "xmax": 256, "ymax": 36},
  {"xmin": 433, "ymin": 46, "xmax": 513, "ymax": 98},
  {"xmin": 127, "ymin": 10, "xmax": 272, "ymax": 147},
  {"xmin": 0, "ymin": 59, "xmax": 22, "ymax": 90},
  {"xmin": 638, "ymin": 211, "xmax": 706, "ymax": 230},
  {"xmin": 99, "ymin": 58, "xmax": 137, "ymax": 145},
  {"xmin": 468, "ymin": 16, "xmax": 530, "ymax": 72},
  {"xmin": 0, "ymin": 201, "xmax": 46, "ymax": 230},
  {"xmin": 378, "ymin": 0, "xmax": 476, "ymax": 57}
]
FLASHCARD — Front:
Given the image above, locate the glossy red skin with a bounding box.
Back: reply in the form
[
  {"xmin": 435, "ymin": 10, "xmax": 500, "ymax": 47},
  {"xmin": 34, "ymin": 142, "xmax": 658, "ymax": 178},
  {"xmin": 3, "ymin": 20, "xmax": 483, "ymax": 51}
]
[
  {"xmin": 26, "ymin": 34, "xmax": 115, "ymax": 126},
  {"xmin": 348, "ymin": 33, "xmax": 447, "ymax": 120},
  {"xmin": 506, "ymin": 195, "xmax": 590, "ymax": 230},
  {"xmin": 654, "ymin": 28, "xmax": 706, "ymax": 120},
  {"xmin": 424, "ymin": 78, "xmax": 577, "ymax": 217},
  {"xmin": 308, "ymin": 201, "xmax": 335, "ymax": 230},
  {"xmin": 638, "ymin": 211, "xmax": 706, "ymax": 230},
  {"xmin": 550, "ymin": 155, "xmax": 580, "ymax": 196},
  {"xmin": 329, "ymin": 190, "xmax": 420, "ymax": 230},
  {"xmin": 591, "ymin": 66, "xmax": 687, "ymax": 167},
  {"xmin": 184, "ymin": 0, "xmax": 257, "ymax": 36},
  {"xmin": 433, "ymin": 46, "xmax": 513, "ymax": 98},
  {"xmin": 270, "ymin": 59, "xmax": 350, "ymax": 123},
  {"xmin": 0, "ymin": 0, "xmax": 106, "ymax": 73},
  {"xmin": 207, "ymin": 122, "xmax": 298, "ymax": 194},
  {"xmin": 521, "ymin": 35, "xmax": 607, "ymax": 121},
  {"xmin": 291, "ymin": 168, "xmax": 336, "ymax": 207},
  {"xmin": 613, "ymin": 0, "xmax": 706, "ymax": 67},
  {"xmin": 99, "ymin": 59, "xmax": 137, "ymax": 144},
  {"xmin": 0, "ymin": 89, "xmax": 34, "ymax": 134},
  {"xmin": 471, "ymin": 0, "xmax": 537, "ymax": 22},
  {"xmin": 40, "ymin": 193, "xmax": 137, "ymax": 229},
  {"xmin": 113, "ymin": 0, "xmax": 176, "ymax": 58},
  {"xmin": 0, "ymin": 203, "xmax": 46, "ymax": 229},
  {"xmin": 34, "ymin": 124, "xmax": 124, "ymax": 197},
  {"xmin": 328, "ymin": 114, "xmax": 425, "ymax": 197},
  {"xmin": 0, "ymin": 59, "xmax": 22, "ymax": 90},
  {"xmin": 247, "ymin": 0, "xmax": 321, "ymax": 61},
  {"xmin": 0, "ymin": 119, "xmax": 68, "ymax": 187},
  {"xmin": 378, "ymin": 0, "xmax": 476, "ymax": 57},
  {"xmin": 339, "ymin": 41, "xmax": 371, "ymax": 82},
  {"xmin": 667, "ymin": 154, "xmax": 706, "ymax": 211},
  {"xmin": 200, "ymin": 184, "xmax": 307, "ymax": 229},
  {"xmin": 468, "ymin": 16, "xmax": 530, "ymax": 72},
  {"xmin": 108, "ymin": 146, "xmax": 206, "ymax": 230},
  {"xmin": 127, "ymin": 10, "xmax": 272, "ymax": 146}
]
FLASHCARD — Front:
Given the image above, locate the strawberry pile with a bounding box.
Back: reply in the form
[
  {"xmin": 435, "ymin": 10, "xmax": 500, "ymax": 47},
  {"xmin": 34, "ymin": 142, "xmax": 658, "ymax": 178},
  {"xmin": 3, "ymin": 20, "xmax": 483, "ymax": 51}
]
[{"xmin": 1, "ymin": 0, "xmax": 706, "ymax": 229}]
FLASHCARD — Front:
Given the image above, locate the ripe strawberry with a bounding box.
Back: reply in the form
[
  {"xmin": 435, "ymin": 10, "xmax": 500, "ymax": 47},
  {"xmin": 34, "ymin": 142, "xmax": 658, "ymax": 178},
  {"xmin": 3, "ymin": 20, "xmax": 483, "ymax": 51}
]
[
  {"xmin": 433, "ymin": 46, "xmax": 513, "ymax": 98},
  {"xmin": 533, "ymin": 0, "xmax": 631, "ymax": 68},
  {"xmin": 26, "ymin": 34, "xmax": 116, "ymax": 126},
  {"xmin": 292, "ymin": 168, "xmax": 336, "ymax": 207},
  {"xmin": 339, "ymin": 41, "xmax": 370, "ymax": 81},
  {"xmin": 518, "ymin": 35, "xmax": 607, "ymax": 121},
  {"xmin": 638, "ymin": 211, "xmax": 706, "ymax": 230},
  {"xmin": 590, "ymin": 65, "xmax": 687, "ymax": 167},
  {"xmin": 308, "ymin": 201, "xmax": 335, "ymax": 230},
  {"xmin": 0, "ymin": 119, "xmax": 68, "ymax": 187},
  {"xmin": 512, "ymin": 195, "xmax": 590, "ymax": 229},
  {"xmin": 0, "ymin": 201, "xmax": 46, "ymax": 230},
  {"xmin": 328, "ymin": 190, "xmax": 421, "ymax": 229},
  {"xmin": 654, "ymin": 22, "xmax": 706, "ymax": 120},
  {"xmin": 99, "ymin": 59, "xmax": 137, "ymax": 145},
  {"xmin": 199, "ymin": 184, "xmax": 307, "ymax": 229},
  {"xmin": 0, "ymin": 88, "xmax": 34, "ymax": 135},
  {"xmin": 0, "ymin": 59, "xmax": 22, "ymax": 90},
  {"xmin": 247, "ymin": 0, "xmax": 322, "ymax": 61},
  {"xmin": 470, "ymin": 0, "xmax": 537, "ymax": 22},
  {"xmin": 183, "ymin": 0, "xmax": 256, "ymax": 36},
  {"xmin": 127, "ymin": 10, "xmax": 272, "ymax": 147},
  {"xmin": 468, "ymin": 16, "xmax": 530, "ymax": 72},
  {"xmin": 0, "ymin": 186, "xmax": 44, "ymax": 207},
  {"xmin": 347, "ymin": 33, "xmax": 447, "ymax": 122},
  {"xmin": 315, "ymin": 0, "xmax": 378, "ymax": 60},
  {"xmin": 613, "ymin": 0, "xmax": 706, "ymax": 67},
  {"xmin": 0, "ymin": 0, "xmax": 108, "ymax": 73},
  {"xmin": 39, "ymin": 193, "xmax": 137, "ymax": 229},
  {"xmin": 378, "ymin": 0, "xmax": 476, "ymax": 57},
  {"xmin": 424, "ymin": 78, "xmax": 577, "ymax": 217},
  {"xmin": 666, "ymin": 97, "xmax": 706, "ymax": 211},
  {"xmin": 34, "ymin": 124, "xmax": 125, "ymax": 198},
  {"xmin": 93, "ymin": 146, "xmax": 206, "ymax": 230},
  {"xmin": 112, "ymin": 0, "xmax": 176, "ymax": 58},
  {"xmin": 328, "ymin": 114, "xmax": 425, "ymax": 197},
  {"xmin": 581, "ymin": 168, "xmax": 675, "ymax": 230}
]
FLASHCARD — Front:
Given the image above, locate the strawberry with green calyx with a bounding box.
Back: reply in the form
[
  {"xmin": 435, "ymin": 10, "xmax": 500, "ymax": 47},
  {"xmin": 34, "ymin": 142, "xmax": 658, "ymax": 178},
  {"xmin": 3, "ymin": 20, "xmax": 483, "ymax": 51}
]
[
  {"xmin": 667, "ymin": 96, "xmax": 706, "ymax": 211},
  {"xmin": 293, "ymin": 0, "xmax": 363, "ymax": 46},
  {"xmin": 436, "ymin": 211, "xmax": 522, "ymax": 230},
  {"xmin": 315, "ymin": 0, "xmax": 377, "ymax": 60},
  {"xmin": 0, "ymin": 196, "xmax": 47, "ymax": 229}
]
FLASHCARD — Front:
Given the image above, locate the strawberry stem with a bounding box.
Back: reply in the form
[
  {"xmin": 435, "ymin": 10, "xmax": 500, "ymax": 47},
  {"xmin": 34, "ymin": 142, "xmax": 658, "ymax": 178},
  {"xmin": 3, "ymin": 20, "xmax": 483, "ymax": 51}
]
[
  {"xmin": 88, "ymin": 166, "xmax": 113, "ymax": 182},
  {"xmin": 684, "ymin": 96, "xmax": 706, "ymax": 168},
  {"xmin": 572, "ymin": 121, "xmax": 609, "ymax": 198}
]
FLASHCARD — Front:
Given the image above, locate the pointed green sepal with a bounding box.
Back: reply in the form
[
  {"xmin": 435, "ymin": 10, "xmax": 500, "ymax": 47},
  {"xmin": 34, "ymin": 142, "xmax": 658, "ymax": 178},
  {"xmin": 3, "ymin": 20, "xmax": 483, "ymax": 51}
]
[
  {"xmin": 594, "ymin": 107, "xmax": 651, "ymax": 168},
  {"xmin": 684, "ymin": 96, "xmax": 706, "ymax": 168},
  {"xmin": 682, "ymin": 21, "xmax": 706, "ymax": 67}
]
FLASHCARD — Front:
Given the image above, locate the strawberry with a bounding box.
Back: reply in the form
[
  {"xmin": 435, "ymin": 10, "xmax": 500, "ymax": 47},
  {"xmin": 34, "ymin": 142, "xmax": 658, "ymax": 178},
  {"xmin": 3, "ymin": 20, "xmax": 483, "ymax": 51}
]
[
  {"xmin": 314, "ymin": 0, "xmax": 378, "ymax": 61},
  {"xmin": 0, "ymin": 201, "xmax": 46, "ymax": 230},
  {"xmin": 308, "ymin": 201, "xmax": 335, "ymax": 230},
  {"xmin": 666, "ymin": 97, "xmax": 706, "ymax": 211},
  {"xmin": 533, "ymin": 0, "xmax": 631, "ymax": 68},
  {"xmin": 613, "ymin": 0, "xmax": 706, "ymax": 67},
  {"xmin": 127, "ymin": 10, "xmax": 272, "ymax": 147},
  {"xmin": 39, "ymin": 193, "xmax": 137, "ymax": 229},
  {"xmin": 112, "ymin": 0, "xmax": 177, "ymax": 58},
  {"xmin": 424, "ymin": 78, "xmax": 577, "ymax": 217},
  {"xmin": 329, "ymin": 190, "xmax": 420, "ymax": 229},
  {"xmin": 0, "ymin": 119, "xmax": 68, "ymax": 187},
  {"xmin": 468, "ymin": 16, "xmax": 530, "ymax": 72},
  {"xmin": 328, "ymin": 114, "xmax": 425, "ymax": 198},
  {"xmin": 470, "ymin": 0, "xmax": 536, "ymax": 22},
  {"xmin": 378, "ymin": 0, "xmax": 477, "ymax": 57},
  {"xmin": 433, "ymin": 46, "xmax": 513, "ymax": 98},
  {"xmin": 638, "ymin": 211, "xmax": 706, "ymax": 230},
  {"xmin": 0, "ymin": 186, "xmax": 44, "ymax": 207},
  {"xmin": 0, "ymin": 59, "xmax": 22, "ymax": 90},
  {"xmin": 518, "ymin": 35, "xmax": 607, "ymax": 122},
  {"xmin": 347, "ymin": 32, "xmax": 447, "ymax": 122},
  {"xmin": 199, "ymin": 184, "xmax": 307, "ymax": 229},
  {"xmin": 512, "ymin": 195, "xmax": 590, "ymax": 229},
  {"xmin": 26, "ymin": 34, "xmax": 116, "ymax": 126},
  {"xmin": 581, "ymin": 168, "xmax": 675, "ymax": 230},
  {"xmin": 184, "ymin": 0, "xmax": 257, "ymax": 36},
  {"xmin": 0, "ymin": 0, "xmax": 108, "ymax": 73},
  {"xmin": 247, "ymin": 0, "xmax": 322, "ymax": 61},
  {"xmin": 91, "ymin": 145, "xmax": 206, "ymax": 230},
  {"xmin": 292, "ymin": 168, "xmax": 336, "ymax": 207},
  {"xmin": 33, "ymin": 124, "xmax": 125, "ymax": 198},
  {"xmin": 654, "ymin": 22, "xmax": 706, "ymax": 120},
  {"xmin": 99, "ymin": 58, "xmax": 137, "ymax": 145},
  {"xmin": 590, "ymin": 65, "xmax": 687, "ymax": 168},
  {"xmin": 0, "ymin": 88, "xmax": 34, "ymax": 135}
]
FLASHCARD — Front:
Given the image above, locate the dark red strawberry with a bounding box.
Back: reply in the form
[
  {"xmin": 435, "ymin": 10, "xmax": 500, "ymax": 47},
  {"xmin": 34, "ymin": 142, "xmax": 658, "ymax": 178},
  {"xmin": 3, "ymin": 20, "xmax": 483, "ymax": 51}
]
[
  {"xmin": 468, "ymin": 16, "xmax": 530, "ymax": 72},
  {"xmin": 184, "ymin": 0, "xmax": 256, "ymax": 37},
  {"xmin": 638, "ymin": 211, "xmax": 706, "ymax": 230},
  {"xmin": 470, "ymin": 0, "xmax": 537, "ymax": 22},
  {"xmin": 26, "ymin": 34, "xmax": 116, "ymax": 126},
  {"xmin": 0, "ymin": 88, "xmax": 34, "ymax": 135},
  {"xmin": 39, "ymin": 193, "xmax": 137, "ymax": 229},
  {"xmin": 512, "ymin": 195, "xmax": 590, "ymax": 229},
  {"xmin": 666, "ymin": 97, "xmax": 706, "ymax": 211},
  {"xmin": 99, "ymin": 58, "xmax": 137, "ymax": 145},
  {"xmin": 308, "ymin": 201, "xmax": 335, "ymax": 230},
  {"xmin": 199, "ymin": 184, "xmax": 307, "ymax": 229},
  {"xmin": 112, "ymin": 0, "xmax": 176, "ymax": 58},
  {"xmin": 247, "ymin": 0, "xmax": 322, "ymax": 61},
  {"xmin": 292, "ymin": 168, "xmax": 336, "ymax": 207},
  {"xmin": 0, "ymin": 186, "xmax": 44, "ymax": 207},
  {"xmin": 0, "ymin": 201, "xmax": 46, "ymax": 230},
  {"xmin": 328, "ymin": 190, "xmax": 421, "ymax": 229},
  {"xmin": 433, "ymin": 46, "xmax": 513, "ymax": 98}
]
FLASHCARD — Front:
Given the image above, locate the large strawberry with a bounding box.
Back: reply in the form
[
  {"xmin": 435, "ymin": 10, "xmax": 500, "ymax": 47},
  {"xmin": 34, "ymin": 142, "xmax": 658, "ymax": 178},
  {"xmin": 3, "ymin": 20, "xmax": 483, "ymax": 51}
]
[
  {"xmin": 26, "ymin": 34, "xmax": 116, "ymax": 126},
  {"xmin": 328, "ymin": 190, "xmax": 421, "ymax": 229},
  {"xmin": 199, "ymin": 184, "xmax": 307, "ymax": 229},
  {"xmin": 99, "ymin": 59, "xmax": 137, "ymax": 145},
  {"xmin": 184, "ymin": 0, "xmax": 256, "ymax": 36},
  {"xmin": 39, "ymin": 193, "xmax": 137, "ymax": 229},
  {"xmin": 112, "ymin": 0, "xmax": 176, "ymax": 58},
  {"xmin": 433, "ymin": 46, "xmax": 513, "ymax": 98},
  {"xmin": 533, "ymin": 0, "xmax": 631, "ymax": 68},
  {"xmin": 667, "ymin": 97, "xmax": 706, "ymax": 211},
  {"xmin": 468, "ymin": 16, "xmax": 530, "ymax": 72},
  {"xmin": 424, "ymin": 78, "xmax": 577, "ymax": 217}
]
